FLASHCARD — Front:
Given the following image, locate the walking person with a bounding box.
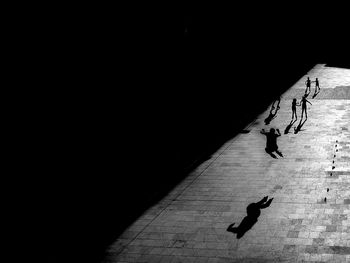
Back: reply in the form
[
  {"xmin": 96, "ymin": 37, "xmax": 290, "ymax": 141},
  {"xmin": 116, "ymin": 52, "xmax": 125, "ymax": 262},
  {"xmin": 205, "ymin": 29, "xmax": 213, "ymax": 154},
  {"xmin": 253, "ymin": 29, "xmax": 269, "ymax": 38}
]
[
  {"xmin": 300, "ymin": 95, "xmax": 312, "ymax": 119},
  {"xmin": 305, "ymin": 77, "xmax": 311, "ymax": 95},
  {"xmin": 291, "ymin": 98, "xmax": 300, "ymax": 120},
  {"xmin": 311, "ymin": 78, "xmax": 321, "ymax": 98},
  {"xmin": 314, "ymin": 78, "xmax": 320, "ymax": 93},
  {"xmin": 260, "ymin": 128, "xmax": 283, "ymax": 159}
]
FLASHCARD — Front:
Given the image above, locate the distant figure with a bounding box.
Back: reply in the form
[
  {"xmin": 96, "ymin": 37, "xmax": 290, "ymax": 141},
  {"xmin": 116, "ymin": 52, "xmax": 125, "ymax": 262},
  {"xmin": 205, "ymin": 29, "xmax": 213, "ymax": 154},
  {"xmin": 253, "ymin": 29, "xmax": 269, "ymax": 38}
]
[
  {"xmin": 264, "ymin": 105, "xmax": 279, "ymax": 125},
  {"xmin": 312, "ymin": 78, "xmax": 321, "ymax": 98},
  {"xmin": 291, "ymin": 98, "xmax": 300, "ymax": 120},
  {"xmin": 260, "ymin": 128, "xmax": 283, "ymax": 158},
  {"xmin": 305, "ymin": 77, "xmax": 311, "ymax": 95},
  {"xmin": 271, "ymin": 95, "xmax": 281, "ymax": 110},
  {"xmin": 300, "ymin": 95, "xmax": 312, "ymax": 119},
  {"xmin": 227, "ymin": 196, "xmax": 274, "ymax": 239},
  {"xmin": 313, "ymin": 78, "xmax": 320, "ymax": 92}
]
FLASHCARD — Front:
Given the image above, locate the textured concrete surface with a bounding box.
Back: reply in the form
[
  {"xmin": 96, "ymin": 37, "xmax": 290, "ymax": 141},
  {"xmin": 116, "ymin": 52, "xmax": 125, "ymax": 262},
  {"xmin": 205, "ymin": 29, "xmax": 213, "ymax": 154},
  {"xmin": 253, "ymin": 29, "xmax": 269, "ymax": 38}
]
[{"xmin": 103, "ymin": 64, "xmax": 350, "ymax": 263}]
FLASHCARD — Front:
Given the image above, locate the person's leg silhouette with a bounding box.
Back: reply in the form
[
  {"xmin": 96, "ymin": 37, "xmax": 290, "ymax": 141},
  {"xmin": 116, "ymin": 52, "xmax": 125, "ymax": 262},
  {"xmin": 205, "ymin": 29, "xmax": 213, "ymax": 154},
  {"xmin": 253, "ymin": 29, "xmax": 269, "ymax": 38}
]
[
  {"xmin": 275, "ymin": 150, "xmax": 283, "ymax": 157},
  {"xmin": 265, "ymin": 148, "xmax": 277, "ymax": 159},
  {"xmin": 292, "ymin": 109, "xmax": 297, "ymax": 120}
]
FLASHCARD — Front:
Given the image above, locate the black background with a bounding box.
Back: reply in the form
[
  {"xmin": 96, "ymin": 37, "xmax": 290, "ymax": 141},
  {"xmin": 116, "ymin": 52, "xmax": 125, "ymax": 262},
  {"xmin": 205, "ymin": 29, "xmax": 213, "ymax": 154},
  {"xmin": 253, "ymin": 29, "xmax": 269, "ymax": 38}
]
[{"xmin": 13, "ymin": 3, "xmax": 348, "ymax": 262}]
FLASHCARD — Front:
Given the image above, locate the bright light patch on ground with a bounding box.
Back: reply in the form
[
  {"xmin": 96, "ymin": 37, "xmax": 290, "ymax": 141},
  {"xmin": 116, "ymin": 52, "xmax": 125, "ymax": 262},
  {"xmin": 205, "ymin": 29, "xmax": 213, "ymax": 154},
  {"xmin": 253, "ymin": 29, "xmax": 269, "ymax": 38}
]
[{"xmin": 104, "ymin": 64, "xmax": 350, "ymax": 263}]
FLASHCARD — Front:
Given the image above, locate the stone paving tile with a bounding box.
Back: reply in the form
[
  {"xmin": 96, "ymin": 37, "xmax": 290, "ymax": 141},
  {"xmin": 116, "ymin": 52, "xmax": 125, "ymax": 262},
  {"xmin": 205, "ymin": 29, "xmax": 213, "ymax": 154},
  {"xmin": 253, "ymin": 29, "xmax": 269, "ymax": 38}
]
[{"xmin": 103, "ymin": 65, "xmax": 350, "ymax": 262}]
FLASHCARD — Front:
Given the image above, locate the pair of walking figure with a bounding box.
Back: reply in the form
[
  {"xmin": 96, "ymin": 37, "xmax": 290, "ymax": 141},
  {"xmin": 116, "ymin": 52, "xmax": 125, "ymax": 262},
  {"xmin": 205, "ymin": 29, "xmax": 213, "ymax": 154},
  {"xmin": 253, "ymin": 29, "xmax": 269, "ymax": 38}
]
[
  {"xmin": 292, "ymin": 95, "xmax": 312, "ymax": 120},
  {"xmin": 262, "ymin": 97, "xmax": 311, "ymax": 158},
  {"xmin": 305, "ymin": 77, "xmax": 320, "ymax": 96}
]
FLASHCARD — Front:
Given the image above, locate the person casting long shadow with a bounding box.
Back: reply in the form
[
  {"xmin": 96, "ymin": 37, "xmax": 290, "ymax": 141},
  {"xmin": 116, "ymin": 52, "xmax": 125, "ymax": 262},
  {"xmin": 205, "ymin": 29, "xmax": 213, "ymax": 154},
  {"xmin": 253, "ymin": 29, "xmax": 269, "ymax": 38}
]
[
  {"xmin": 284, "ymin": 119, "xmax": 297, "ymax": 134},
  {"xmin": 227, "ymin": 196, "xmax": 274, "ymax": 239},
  {"xmin": 305, "ymin": 76, "xmax": 311, "ymax": 96},
  {"xmin": 264, "ymin": 104, "xmax": 279, "ymax": 125},
  {"xmin": 312, "ymin": 79, "xmax": 320, "ymax": 98},
  {"xmin": 300, "ymin": 95, "xmax": 312, "ymax": 120},
  {"xmin": 260, "ymin": 128, "xmax": 283, "ymax": 158},
  {"xmin": 291, "ymin": 98, "xmax": 300, "ymax": 120},
  {"xmin": 312, "ymin": 78, "xmax": 321, "ymax": 93},
  {"xmin": 294, "ymin": 118, "xmax": 307, "ymax": 134}
]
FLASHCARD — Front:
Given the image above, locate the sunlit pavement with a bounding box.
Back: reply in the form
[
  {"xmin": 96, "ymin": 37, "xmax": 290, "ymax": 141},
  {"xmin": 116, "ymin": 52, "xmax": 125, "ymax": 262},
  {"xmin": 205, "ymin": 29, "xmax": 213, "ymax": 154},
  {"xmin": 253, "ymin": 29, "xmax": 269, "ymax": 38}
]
[{"xmin": 103, "ymin": 64, "xmax": 350, "ymax": 263}]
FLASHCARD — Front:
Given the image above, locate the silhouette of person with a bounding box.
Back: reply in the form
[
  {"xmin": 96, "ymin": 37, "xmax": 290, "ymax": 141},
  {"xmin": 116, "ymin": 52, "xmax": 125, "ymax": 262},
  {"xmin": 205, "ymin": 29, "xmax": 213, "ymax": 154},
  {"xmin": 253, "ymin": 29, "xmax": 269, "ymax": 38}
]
[
  {"xmin": 260, "ymin": 128, "xmax": 283, "ymax": 158},
  {"xmin": 311, "ymin": 78, "xmax": 320, "ymax": 97},
  {"xmin": 314, "ymin": 78, "xmax": 320, "ymax": 92},
  {"xmin": 227, "ymin": 196, "xmax": 273, "ymax": 238},
  {"xmin": 264, "ymin": 105, "xmax": 279, "ymax": 125},
  {"xmin": 305, "ymin": 77, "xmax": 311, "ymax": 95},
  {"xmin": 300, "ymin": 95, "xmax": 312, "ymax": 119},
  {"xmin": 271, "ymin": 95, "xmax": 281, "ymax": 110},
  {"xmin": 291, "ymin": 98, "xmax": 300, "ymax": 120}
]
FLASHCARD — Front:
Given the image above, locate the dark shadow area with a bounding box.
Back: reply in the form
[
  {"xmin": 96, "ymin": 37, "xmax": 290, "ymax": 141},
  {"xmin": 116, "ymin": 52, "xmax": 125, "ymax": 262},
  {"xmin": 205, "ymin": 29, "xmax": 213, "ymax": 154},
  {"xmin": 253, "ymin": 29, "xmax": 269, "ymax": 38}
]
[
  {"xmin": 227, "ymin": 196, "xmax": 273, "ymax": 238},
  {"xmin": 21, "ymin": 3, "xmax": 349, "ymax": 263},
  {"xmin": 326, "ymin": 63, "xmax": 350, "ymax": 69},
  {"xmin": 284, "ymin": 119, "xmax": 297, "ymax": 134},
  {"xmin": 260, "ymin": 128, "xmax": 283, "ymax": 159},
  {"xmin": 304, "ymin": 89, "xmax": 311, "ymax": 98},
  {"xmin": 312, "ymin": 89, "xmax": 320, "ymax": 99},
  {"xmin": 264, "ymin": 104, "xmax": 279, "ymax": 125},
  {"xmin": 272, "ymin": 96, "xmax": 281, "ymax": 110},
  {"xmin": 294, "ymin": 119, "xmax": 308, "ymax": 134}
]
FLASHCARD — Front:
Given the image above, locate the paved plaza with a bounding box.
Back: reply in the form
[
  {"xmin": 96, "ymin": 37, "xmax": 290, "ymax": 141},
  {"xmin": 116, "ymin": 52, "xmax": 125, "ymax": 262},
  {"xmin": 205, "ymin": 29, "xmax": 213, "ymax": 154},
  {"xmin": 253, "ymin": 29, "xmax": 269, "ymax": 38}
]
[{"xmin": 103, "ymin": 64, "xmax": 350, "ymax": 262}]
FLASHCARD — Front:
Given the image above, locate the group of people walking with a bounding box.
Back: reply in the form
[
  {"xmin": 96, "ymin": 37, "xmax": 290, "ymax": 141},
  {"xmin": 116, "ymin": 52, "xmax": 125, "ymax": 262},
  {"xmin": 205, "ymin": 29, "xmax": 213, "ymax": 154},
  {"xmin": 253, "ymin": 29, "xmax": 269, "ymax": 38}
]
[
  {"xmin": 305, "ymin": 77, "xmax": 321, "ymax": 95},
  {"xmin": 293, "ymin": 76, "xmax": 319, "ymax": 120},
  {"xmin": 260, "ymin": 76, "xmax": 320, "ymax": 159},
  {"xmin": 291, "ymin": 95, "xmax": 312, "ymax": 120},
  {"xmin": 228, "ymin": 76, "xmax": 321, "ymax": 238}
]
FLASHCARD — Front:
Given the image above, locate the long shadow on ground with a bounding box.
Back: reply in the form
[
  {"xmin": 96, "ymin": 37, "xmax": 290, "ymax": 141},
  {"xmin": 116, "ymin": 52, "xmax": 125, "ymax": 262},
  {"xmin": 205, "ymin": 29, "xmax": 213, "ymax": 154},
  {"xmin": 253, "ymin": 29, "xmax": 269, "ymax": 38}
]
[
  {"xmin": 227, "ymin": 196, "xmax": 274, "ymax": 239},
  {"xmin": 47, "ymin": 61, "xmax": 314, "ymax": 263},
  {"xmin": 44, "ymin": 9, "xmax": 350, "ymax": 263}
]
